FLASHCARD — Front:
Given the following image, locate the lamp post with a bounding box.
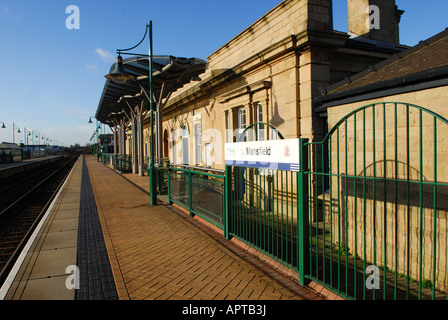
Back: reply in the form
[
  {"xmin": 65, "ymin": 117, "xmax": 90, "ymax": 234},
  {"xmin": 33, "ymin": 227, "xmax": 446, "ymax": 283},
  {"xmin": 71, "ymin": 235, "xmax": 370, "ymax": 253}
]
[
  {"xmin": 13, "ymin": 123, "xmax": 21, "ymax": 144},
  {"xmin": 25, "ymin": 128, "xmax": 29, "ymax": 145},
  {"xmin": 104, "ymin": 21, "xmax": 157, "ymax": 205},
  {"xmin": 148, "ymin": 21, "xmax": 156, "ymax": 206},
  {"xmin": 0, "ymin": 121, "xmax": 5, "ymax": 143},
  {"xmin": 88, "ymin": 116, "xmax": 101, "ymax": 155}
]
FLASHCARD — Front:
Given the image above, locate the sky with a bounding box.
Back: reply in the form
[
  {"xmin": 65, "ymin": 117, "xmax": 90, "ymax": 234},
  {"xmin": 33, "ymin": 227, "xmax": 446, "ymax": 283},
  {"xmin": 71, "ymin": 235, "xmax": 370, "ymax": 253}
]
[{"xmin": 0, "ymin": 1, "xmax": 447, "ymax": 147}]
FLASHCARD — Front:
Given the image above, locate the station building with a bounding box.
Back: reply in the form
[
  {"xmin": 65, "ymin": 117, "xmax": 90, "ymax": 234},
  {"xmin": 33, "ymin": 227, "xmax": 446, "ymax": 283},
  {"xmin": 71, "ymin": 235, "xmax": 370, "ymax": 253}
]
[
  {"xmin": 96, "ymin": 0, "xmax": 406, "ymax": 171},
  {"xmin": 95, "ymin": 0, "xmax": 448, "ymax": 299},
  {"xmin": 159, "ymin": 0, "xmax": 406, "ymax": 170}
]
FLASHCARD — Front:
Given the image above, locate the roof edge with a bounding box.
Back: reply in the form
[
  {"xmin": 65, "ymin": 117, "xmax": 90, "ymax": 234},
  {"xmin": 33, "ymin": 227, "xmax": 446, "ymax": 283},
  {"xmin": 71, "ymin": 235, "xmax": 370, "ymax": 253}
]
[
  {"xmin": 321, "ymin": 27, "xmax": 448, "ymax": 97},
  {"xmin": 314, "ymin": 66, "xmax": 448, "ymax": 111}
]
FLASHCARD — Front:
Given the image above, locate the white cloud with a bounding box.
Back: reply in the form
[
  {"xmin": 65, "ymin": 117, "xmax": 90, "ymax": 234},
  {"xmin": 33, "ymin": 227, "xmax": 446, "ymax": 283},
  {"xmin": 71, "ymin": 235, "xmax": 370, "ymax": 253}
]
[
  {"xmin": 86, "ymin": 63, "xmax": 98, "ymax": 72},
  {"xmin": 95, "ymin": 48, "xmax": 113, "ymax": 62},
  {"xmin": 67, "ymin": 109, "xmax": 89, "ymax": 116}
]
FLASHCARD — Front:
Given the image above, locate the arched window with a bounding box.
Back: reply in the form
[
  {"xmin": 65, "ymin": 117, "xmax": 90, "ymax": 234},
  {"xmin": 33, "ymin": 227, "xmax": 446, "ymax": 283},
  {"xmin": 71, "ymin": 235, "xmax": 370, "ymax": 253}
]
[
  {"xmin": 163, "ymin": 130, "xmax": 169, "ymax": 158},
  {"xmin": 170, "ymin": 129, "xmax": 177, "ymax": 164},
  {"xmin": 238, "ymin": 108, "xmax": 247, "ymax": 141},
  {"xmin": 256, "ymin": 103, "xmax": 264, "ymax": 141},
  {"xmin": 182, "ymin": 125, "xmax": 189, "ymax": 165},
  {"xmin": 194, "ymin": 123, "xmax": 201, "ymax": 165}
]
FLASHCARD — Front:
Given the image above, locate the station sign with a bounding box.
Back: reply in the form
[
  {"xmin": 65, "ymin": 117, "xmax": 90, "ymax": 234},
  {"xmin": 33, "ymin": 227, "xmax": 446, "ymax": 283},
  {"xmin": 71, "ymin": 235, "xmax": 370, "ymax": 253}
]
[{"xmin": 225, "ymin": 139, "xmax": 300, "ymax": 171}]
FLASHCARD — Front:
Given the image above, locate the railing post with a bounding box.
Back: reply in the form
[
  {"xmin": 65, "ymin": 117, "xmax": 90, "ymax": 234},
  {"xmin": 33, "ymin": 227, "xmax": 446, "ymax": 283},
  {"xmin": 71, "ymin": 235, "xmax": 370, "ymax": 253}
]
[
  {"xmin": 167, "ymin": 167, "xmax": 171, "ymax": 204},
  {"xmin": 297, "ymin": 138, "xmax": 310, "ymax": 286},
  {"xmin": 224, "ymin": 165, "xmax": 232, "ymax": 240},
  {"xmin": 188, "ymin": 169, "xmax": 193, "ymax": 217}
]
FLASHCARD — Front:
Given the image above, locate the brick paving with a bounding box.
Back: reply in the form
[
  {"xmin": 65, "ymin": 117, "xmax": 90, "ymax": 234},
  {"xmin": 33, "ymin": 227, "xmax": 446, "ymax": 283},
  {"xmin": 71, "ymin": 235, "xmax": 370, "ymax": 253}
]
[{"xmin": 85, "ymin": 155, "xmax": 324, "ymax": 300}]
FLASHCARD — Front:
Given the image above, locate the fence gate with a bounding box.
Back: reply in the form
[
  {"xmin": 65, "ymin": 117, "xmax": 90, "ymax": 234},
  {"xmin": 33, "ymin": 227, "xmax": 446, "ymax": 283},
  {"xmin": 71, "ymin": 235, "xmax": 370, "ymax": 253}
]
[{"xmin": 304, "ymin": 102, "xmax": 448, "ymax": 300}]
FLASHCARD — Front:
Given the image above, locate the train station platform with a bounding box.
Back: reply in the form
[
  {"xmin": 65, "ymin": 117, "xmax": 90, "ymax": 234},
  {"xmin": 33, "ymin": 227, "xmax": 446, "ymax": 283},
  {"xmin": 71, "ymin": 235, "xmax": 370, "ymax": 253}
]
[
  {"xmin": 0, "ymin": 154, "xmax": 325, "ymax": 301},
  {"xmin": 0, "ymin": 155, "xmax": 64, "ymax": 170},
  {"xmin": 0, "ymin": 155, "xmax": 65, "ymax": 180}
]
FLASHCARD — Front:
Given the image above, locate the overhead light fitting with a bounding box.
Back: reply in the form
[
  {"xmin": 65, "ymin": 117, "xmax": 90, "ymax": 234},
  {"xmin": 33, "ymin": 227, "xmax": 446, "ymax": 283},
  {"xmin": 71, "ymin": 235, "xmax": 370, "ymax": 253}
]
[{"xmin": 104, "ymin": 54, "xmax": 135, "ymax": 84}]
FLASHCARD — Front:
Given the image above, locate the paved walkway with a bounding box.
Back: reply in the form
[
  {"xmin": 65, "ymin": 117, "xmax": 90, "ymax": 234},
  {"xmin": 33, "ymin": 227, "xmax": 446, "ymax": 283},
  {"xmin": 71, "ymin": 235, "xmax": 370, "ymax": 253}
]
[{"xmin": 86, "ymin": 155, "xmax": 322, "ymax": 300}]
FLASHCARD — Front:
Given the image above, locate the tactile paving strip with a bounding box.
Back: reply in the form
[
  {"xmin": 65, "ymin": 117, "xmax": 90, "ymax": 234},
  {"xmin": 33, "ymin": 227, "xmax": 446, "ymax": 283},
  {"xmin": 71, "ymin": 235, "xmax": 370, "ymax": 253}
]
[{"xmin": 75, "ymin": 157, "xmax": 118, "ymax": 300}]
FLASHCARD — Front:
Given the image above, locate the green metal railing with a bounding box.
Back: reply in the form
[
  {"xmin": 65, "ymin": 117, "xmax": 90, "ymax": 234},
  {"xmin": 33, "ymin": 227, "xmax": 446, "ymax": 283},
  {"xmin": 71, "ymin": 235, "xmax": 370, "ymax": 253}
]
[
  {"xmin": 113, "ymin": 155, "xmax": 132, "ymax": 173},
  {"xmin": 168, "ymin": 165, "xmax": 225, "ymax": 228},
  {"xmin": 228, "ymin": 167, "xmax": 300, "ymax": 266},
  {"xmin": 103, "ymin": 102, "xmax": 448, "ymax": 300},
  {"xmin": 304, "ymin": 102, "xmax": 448, "ymax": 300},
  {"xmin": 154, "ymin": 158, "xmax": 169, "ymax": 195},
  {"xmin": 101, "ymin": 153, "xmax": 114, "ymax": 165}
]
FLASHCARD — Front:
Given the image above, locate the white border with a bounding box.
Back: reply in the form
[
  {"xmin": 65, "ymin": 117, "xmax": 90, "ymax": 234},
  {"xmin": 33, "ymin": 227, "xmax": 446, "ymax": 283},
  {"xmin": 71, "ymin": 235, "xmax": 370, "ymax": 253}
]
[{"xmin": 224, "ymin": 139, "xmax": 300, "ymax": 171}]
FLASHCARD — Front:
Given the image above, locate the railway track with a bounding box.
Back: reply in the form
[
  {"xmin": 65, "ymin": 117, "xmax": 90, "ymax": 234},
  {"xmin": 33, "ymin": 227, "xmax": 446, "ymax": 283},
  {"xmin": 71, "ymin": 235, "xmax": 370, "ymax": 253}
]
[{"xmin": 0, "ymin": 154, "xmax": 79, "ymax": 287}]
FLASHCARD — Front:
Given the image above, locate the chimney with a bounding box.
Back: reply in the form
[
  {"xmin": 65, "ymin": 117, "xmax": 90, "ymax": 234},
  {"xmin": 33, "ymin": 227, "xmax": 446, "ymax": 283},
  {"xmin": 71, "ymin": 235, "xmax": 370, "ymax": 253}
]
[{"xmin": 347, "ymin": 0, "xmax": 404, "ymax": 45}]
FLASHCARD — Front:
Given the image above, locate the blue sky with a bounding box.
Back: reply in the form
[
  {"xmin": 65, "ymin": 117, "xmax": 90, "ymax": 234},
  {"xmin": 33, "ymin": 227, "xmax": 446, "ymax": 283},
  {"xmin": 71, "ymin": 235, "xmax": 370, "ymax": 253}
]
[{"xmin": 0, "ymin": 1, "xmax": 447, "ymax": 146}]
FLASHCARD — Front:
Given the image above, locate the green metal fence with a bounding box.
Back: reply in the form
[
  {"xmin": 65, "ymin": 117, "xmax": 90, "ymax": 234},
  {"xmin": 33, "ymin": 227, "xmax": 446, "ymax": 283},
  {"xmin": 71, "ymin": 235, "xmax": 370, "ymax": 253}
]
[
  {"xmin": 112, "ymin": 102, "xmax": 448, "ymax": 300},
  {"xmin": 228, "ymin": 167, "xmax": 302, "ymax": 268},
  {"xmin": 168, "ymin": 165, "xmax": 225, "ymax": 228},
  {"xmin": 101, "ymin": 153, "xmax": 114, "ymax": 165},
  {"xmin": 304, "ymin": 102, "xmax": 448, "ymax": 300},
  {"xmin": 113, "ymin": 155, "xmax": 132, "ymax": 173},
  {"xmin": 154, "ymin": 158, "xmax": 169, "ymax": 195}
]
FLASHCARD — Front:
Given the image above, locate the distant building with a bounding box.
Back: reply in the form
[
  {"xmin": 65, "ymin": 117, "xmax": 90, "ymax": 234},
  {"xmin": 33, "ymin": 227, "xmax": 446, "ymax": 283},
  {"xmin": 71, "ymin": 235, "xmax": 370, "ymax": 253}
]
[{"xmin": 0, "ymin": 142, "xmax": 22, "ymax": 163}]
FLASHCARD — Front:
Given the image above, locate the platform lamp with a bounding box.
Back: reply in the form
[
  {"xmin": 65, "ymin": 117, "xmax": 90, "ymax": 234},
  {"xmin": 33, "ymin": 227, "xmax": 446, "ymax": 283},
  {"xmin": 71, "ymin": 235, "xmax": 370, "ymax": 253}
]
[
  {"xmin": 104, "ymin": 21, "xmax": 157, "ymax": 205},
  {"xmin": 0, "ymin": 121, "xmax": 5, "ymax": 129},
  {"xmin": 88, "ymin": 115, "xmax": 100, "ymax": 154},
  {"xmin": 13, "ymin": 123, "xmax": 21, "ymax": 144}
]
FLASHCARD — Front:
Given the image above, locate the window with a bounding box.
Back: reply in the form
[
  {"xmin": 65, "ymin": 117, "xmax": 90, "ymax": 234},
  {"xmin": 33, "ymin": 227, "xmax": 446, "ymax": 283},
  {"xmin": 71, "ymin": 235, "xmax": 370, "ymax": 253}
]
[
  {"xmin": 238, "ymin": 108, "xmax": 246, "ymax": 131},
  {"xmin": 171, "ymin": 129, "xmax": 177, "ymax": 164},
  {"xmin": 194, "ymin": 123, "xmax": 201, "ymax": 165},
  {"xmin": 182, "ymin": 125, "xmax": 189, "ymax": 165},
  {"xmin": 238, "ymin": 108, "xmax": 246, "ymax": 141},
  {"xmin": 144, "ymin": 135, "xmax": 148, "ymax": 157},
  {"xmin": 205, "ymin": 143, "xmax": 212, "ymax": 167},
  {"xmin": 256, "ymin": 103, "xmax": 264, "ymax": 141},
  {"xmin": 226, "ymin": 111, "xmax": 232, "ymax": 143}
]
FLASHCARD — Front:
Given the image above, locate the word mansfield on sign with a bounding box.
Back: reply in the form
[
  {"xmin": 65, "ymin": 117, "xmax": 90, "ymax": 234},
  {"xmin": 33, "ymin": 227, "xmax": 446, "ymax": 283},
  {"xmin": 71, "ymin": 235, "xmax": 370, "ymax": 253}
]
[
  {"xmin": 225, "ymin": 139, "xmax": 300, "ymax": 172},
  {"xmin": 182, "ymin": 304, "xmax": 266, "ymax": 317},
  {"xmin": 245, "ymin": 146, "xmax": 271, "ymax": 156}
]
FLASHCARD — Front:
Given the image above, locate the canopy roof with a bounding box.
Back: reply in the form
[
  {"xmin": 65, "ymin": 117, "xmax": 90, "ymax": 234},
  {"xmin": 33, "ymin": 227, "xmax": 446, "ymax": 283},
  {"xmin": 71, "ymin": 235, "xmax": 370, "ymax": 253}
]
[
  {"xmin": 96, "ymin": 55, "xmax": 206, "ymax": 125},
  {"xmin": 0, "ymin": 142, "xmax": 21, "ymax": 150}
]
